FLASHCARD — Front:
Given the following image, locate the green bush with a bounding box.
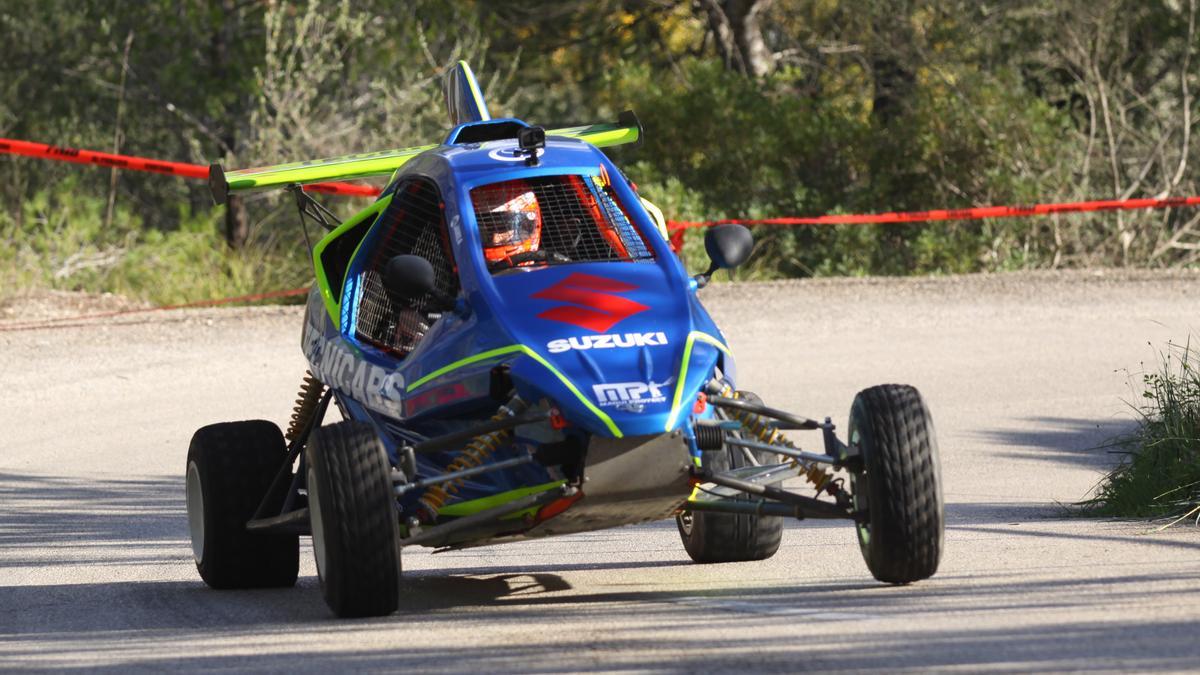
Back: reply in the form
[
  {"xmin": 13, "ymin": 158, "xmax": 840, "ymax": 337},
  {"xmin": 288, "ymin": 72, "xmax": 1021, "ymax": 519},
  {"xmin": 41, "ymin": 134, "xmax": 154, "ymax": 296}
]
[
  {"xmin": 1084, "ymin": 341, "xmax": 1200, "ymax": 520},
  {"xmin": 0, "ymin": 178, "xmax": 311, "ymax": 306},
  {"xmin": 603, "ymin": 59, "xmax": 1072, "ymax": 278}
]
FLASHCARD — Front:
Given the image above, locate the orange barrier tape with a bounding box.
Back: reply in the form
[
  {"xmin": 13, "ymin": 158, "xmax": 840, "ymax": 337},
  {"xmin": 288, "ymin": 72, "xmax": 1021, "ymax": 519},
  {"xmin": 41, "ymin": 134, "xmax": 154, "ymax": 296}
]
[
  {"xmin": 0, "ymin": 138, "xmax": 382, "ymax": 198},
  {"xmin": 7, "ymin": 135, "xmax": 1194, "ymax": 230},
  {"xmin": 5, "ymin": 136, "xmax": 1200, "ymax": 324},
  {"xmin": 0, "ymin": 287, "xmax": 309, "ymax": 333},
  {"xmin": 664, "ymin": 195, "xmax": 1200, "ymax": 250}
]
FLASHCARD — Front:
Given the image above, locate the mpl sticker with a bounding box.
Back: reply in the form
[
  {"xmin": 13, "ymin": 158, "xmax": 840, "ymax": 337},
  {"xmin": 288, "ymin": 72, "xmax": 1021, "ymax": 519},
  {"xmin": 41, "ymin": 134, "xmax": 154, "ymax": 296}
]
[{"xmin": 592, "ymin": 378, "xmax": 673, "ymax": 411}]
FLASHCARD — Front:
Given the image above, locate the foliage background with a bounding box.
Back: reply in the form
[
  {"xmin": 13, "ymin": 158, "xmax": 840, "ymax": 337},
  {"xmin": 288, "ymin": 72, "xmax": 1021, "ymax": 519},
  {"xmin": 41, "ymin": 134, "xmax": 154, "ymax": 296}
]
[{"xmin": 1, "ymin": 0, "xmax": 1197, "ymax": 302}]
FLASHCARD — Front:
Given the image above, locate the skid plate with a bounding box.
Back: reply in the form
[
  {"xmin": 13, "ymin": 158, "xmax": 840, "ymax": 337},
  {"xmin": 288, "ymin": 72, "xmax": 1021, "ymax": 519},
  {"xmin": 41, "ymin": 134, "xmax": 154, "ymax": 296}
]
[{"xmin": 477, "ymin": 431, "xmax": 694, "ymax": 544}]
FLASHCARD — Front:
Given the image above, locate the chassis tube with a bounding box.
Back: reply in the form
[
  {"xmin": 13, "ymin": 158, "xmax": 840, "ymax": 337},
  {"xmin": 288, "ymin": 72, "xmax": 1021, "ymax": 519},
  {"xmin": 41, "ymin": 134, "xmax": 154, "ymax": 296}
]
[
  {"xmin": 252, "ymin": 390, "xmax": 333, "ymax": 522},
  {"xmin": 685, "ymin": 498, "xmax": 855, "ymax": 520},
  {"xmin": 409, "ymin": 410, "xmax": 550, "ymax": 455},
  {"xmin": 394, "ymin": 455, "xmax": 533, "ymax": 495},
  {"xmin": 399, "ymin": 485, "xmax": 571, "ymax": 548},
  {"xmin": 706, "ymin": 395, "xmax": 821, "ymax": 429},
  {"xmin": 724, "ymin": 437, "xmax": 844, "ymax": 468},
  {"xmin": 700, "ymin": 470, "xmax": 851, "ymax": 518}
]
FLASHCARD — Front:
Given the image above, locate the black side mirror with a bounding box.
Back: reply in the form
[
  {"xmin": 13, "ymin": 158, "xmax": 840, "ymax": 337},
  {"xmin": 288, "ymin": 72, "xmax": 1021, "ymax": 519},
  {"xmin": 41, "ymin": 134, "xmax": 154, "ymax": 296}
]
[
  {"xmin": 383, "ymin": 255, "xmax": 440, "ymax": 302},
  {"xmin": 698, "ymin": 224, "xmax": 754, "ymax": 286}
]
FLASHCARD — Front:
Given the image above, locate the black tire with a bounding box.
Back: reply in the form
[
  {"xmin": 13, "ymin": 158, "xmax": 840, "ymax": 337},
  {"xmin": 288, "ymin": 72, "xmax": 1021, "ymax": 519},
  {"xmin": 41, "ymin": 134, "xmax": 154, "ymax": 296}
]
[
  {"xmin": 848, "ymin": 384, "xmax": 943, "ymax": 584},
  {"xmin": 185, "ymin": 420, "xmax": 299, "ymax": 589},
  {"xmin": 676, "ymin": 391, "xmax": 784, "ymax": 563},
  {"xmin": 306, "ymin": 421, "xmax": 401, "ymax": 618}
]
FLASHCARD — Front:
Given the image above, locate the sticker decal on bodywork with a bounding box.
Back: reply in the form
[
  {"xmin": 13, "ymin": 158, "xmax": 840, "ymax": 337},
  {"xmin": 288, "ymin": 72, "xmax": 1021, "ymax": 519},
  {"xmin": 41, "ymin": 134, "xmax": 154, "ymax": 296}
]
[
  {"xmin": 546, "ymin": 331, "xmax": 668, "ymax": 354},
  {"xmin": 303, "ymin": 325, "xmax": 407, "ymax": 417},
  {"xmin": 533, "ymin": 272, "xmax": 649, "ymax": 332},
  {"xmin": 592, "ymin": 378, "xmax": 673, "ymax": 410}
]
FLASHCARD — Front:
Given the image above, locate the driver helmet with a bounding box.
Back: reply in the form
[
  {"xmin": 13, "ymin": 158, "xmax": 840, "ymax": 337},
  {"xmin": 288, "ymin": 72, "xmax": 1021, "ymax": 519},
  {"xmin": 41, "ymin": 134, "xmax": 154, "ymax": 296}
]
[{"xmin": 473, "ymin": 179, "xmax": 542, "ymax": 263}]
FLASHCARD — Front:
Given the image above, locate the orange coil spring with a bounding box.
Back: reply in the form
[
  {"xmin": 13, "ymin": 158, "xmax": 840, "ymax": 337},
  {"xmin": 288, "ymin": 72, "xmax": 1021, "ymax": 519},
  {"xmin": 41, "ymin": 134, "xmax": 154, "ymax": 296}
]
[
  {"xmin": 417, "ymin": 411, "xmax": 514, "ymax": 515},
  {"xmin": 724, "ymin": 389, "xmax": 834, "ymax": 492},
  {"xmin": 286, "ymin": 371, "xmax": 325, "ymax": 442}
]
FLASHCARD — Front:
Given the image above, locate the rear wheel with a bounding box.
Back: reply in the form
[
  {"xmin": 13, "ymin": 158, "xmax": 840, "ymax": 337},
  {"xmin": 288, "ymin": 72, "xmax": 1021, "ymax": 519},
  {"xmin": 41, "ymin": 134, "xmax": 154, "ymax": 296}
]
[
  {"xmin": 306, "ymin": 421, "xmax": 401, "ymax": 618},
  {"xmin": 849, "ymin": 384, "xmax": 943, "ymax": 584},
  {"xmin": 186, "ymin": 420, "xmax": 299, "ymax": 589},
  {"xmin": 676, "ymin": 391, "xmax": 784, "ymax": 563}
]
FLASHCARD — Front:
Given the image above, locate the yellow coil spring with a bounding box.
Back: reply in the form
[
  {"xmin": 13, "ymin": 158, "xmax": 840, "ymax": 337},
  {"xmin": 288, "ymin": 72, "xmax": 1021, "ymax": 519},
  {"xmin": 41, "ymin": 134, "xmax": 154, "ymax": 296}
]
[
  {"xmin": 285, "ymin": 371, "xmax": 325, "ymax": 442},
  {"xmin": 723, "ymin": 388, "xmax": 834, "ymax": 492},
  {"xmin": 417, "ymin": 410, "xmax": 514, "ymax": 515}
]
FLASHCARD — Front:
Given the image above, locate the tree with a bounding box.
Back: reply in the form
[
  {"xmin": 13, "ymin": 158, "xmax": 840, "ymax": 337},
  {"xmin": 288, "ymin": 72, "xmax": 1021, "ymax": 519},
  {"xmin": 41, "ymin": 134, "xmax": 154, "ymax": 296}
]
[{"xmin": 698, "ymin": 0, "xmax": 776, "ymax": 77}]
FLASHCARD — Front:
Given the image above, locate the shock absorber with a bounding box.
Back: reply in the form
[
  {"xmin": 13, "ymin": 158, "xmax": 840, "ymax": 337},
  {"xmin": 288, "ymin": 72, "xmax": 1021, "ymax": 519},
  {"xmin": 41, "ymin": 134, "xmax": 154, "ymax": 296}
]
[
  {"xmin": 417, "ymin": 397, "xmax": 527, "ymax": 518},
  {"xmin": 719, "ymin": 385, "xmax": 836, "ymax": 493},
  {"xmin": 285, "ymin": 371, "xmax": 325, "ymax": 443}
]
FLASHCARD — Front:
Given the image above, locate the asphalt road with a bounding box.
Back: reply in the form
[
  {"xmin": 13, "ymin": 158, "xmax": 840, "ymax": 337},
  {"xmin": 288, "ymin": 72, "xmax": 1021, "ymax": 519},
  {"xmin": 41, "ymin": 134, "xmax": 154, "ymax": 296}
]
[{"xmin": 2, "ymin": 270, "xmax": 1199, "ymax": 672}]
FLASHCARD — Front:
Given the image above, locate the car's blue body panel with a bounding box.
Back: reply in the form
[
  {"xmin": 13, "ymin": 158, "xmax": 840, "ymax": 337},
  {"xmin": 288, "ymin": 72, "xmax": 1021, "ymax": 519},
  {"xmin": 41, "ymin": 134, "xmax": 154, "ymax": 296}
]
[{"xmin": 300, "ymin": 123, "xmax": 736, "ymax": 518}]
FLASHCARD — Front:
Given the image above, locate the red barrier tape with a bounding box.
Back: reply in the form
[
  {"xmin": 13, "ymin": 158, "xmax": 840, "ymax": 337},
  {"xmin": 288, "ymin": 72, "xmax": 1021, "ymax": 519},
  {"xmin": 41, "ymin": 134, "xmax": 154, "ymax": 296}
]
[
  {"xmin": 4, "ymin": 135, "xmax": 1200, "ymax": 326},
  {"xmin": 0, "ymin": 287, "xmax": 309, "ymax": 332},
  {"xmin": 6, "ymin": 135, "xmax": 1193, "ymax": 227},
  {"xmin": 0, "ymin": 138, "xmax": 382, "ymax": 198},
  {"xmin": 664, "ymin": 195, "xmax": 1200, "ymax": 247}
]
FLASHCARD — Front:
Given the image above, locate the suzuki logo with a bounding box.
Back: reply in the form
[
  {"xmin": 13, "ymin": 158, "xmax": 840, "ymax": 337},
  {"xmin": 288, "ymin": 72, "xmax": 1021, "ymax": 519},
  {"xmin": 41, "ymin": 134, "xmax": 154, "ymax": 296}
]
[
  {"xmin": 546, "ymin": 331, "xmax": 668, "ymax": 354},
  {"xmin": 532, "ymin": 273, "xmax": 649, "ymax": 333}
]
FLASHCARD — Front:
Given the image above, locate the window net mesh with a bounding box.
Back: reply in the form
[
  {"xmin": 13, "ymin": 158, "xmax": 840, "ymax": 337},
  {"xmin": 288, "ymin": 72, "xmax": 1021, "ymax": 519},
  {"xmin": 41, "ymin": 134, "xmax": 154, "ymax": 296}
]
[
  {"xmin": 471, "ymin": 175, "xmax": 654, "ymax": 270},
  {"xmin": 355, "ymin": 179, "xmax": 459, "ymax": 356}
]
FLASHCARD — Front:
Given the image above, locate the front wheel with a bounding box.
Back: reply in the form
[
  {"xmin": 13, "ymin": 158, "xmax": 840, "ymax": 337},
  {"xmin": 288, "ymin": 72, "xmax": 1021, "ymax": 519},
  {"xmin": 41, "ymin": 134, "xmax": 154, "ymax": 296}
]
[
  {"xmin": 676, "ymin": 391, "xmax": 783, "ymax": 563},
  {"xmin": 185, "ymin": 420, "xmax": 299, "ymax": 589},
  {"xmin": 849, "ymin": 384, "xmax": 943, "ymax": 584},
  {"xmin": 306, "ymin": 421, "xmax": 401, "ymax": 618}
]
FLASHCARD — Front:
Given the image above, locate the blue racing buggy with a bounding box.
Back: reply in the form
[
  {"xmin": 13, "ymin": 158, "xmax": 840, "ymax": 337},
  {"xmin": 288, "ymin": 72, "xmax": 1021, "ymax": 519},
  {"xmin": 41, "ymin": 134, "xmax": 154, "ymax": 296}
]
[{"xmin": 185, "ymin": 63, "xmax": 944, "ymax": 617}]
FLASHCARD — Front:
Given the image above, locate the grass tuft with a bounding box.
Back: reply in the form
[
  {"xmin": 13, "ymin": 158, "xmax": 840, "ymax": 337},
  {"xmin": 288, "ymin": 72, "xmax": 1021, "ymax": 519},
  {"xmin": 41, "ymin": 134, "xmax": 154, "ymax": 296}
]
[{"xmin": 1082, "ymin": 340, "xmax": 1200, "ymax": 520}]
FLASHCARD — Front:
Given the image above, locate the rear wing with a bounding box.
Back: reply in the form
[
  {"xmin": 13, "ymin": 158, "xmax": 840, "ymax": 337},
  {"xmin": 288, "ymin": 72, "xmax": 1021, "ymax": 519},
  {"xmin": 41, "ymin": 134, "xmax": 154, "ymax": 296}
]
[{"xmin": 208, "ymin": 111, "xmax": 642, "ymax": 204}]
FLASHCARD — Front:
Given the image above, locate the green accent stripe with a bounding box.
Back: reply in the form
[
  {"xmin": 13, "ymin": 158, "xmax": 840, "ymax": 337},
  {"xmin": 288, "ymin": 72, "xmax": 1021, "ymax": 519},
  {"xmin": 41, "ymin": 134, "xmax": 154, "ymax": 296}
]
[
  {"xmin": 459, "ymin": 60, "xmax": 490, "ymax": 121},
  {"xmin": 407, "ymin": 344, "xmax": 622, "ymax": 438},
  {"xmin": 311, "ymin": 196, "xmax": 391, "ymax": 328},
  {"xmin": 437, "ymin": 480, "xmax": 564, "ymax": 517},
  {"xmin": 406, "ymin": 345, "xmax": 525, "ymax": 392},
  {"xmin": 665, "ymin": 332, "xmax": 731, "ymax": 431},
  {"xmin": 521, "ymin": 347, "xmax": 621, "ymax": 437},
  {"xmin": 666, "ymin": 337, "xmax": 698, "ymax": 431}
]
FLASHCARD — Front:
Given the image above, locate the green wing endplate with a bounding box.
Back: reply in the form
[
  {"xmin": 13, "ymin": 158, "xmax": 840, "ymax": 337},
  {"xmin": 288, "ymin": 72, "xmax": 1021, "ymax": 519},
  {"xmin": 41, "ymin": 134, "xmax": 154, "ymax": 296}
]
[{"xmin": 208, "ymin": 111, "xmax": 642, "ymax": 204}]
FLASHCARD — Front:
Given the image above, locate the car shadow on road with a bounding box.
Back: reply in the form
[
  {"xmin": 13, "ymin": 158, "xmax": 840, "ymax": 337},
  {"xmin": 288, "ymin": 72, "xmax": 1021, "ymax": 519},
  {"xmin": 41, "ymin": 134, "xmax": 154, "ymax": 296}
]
[
  {"xmin": 950, "ymin": 520, "xmax": 1200, "ymax": 552},
  {"xmin": 974, "ymin": 415, "xmax": 1138, "ymax": 469},
  {"xmin": 7, "ymin": 469, "xmax": 1200, "ymax": 671},
  {"xmin": 5, "ymin": 568, "xmax": 1200, "ymax": 671},
  {"xmin": 944, "ymin": 500, "xmax": 1069, "ymax": 523}
]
